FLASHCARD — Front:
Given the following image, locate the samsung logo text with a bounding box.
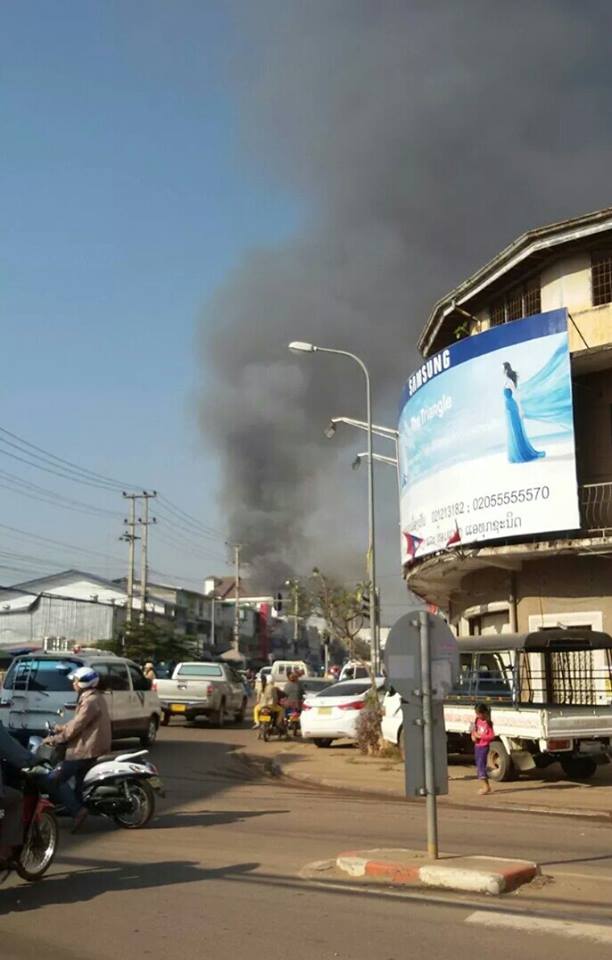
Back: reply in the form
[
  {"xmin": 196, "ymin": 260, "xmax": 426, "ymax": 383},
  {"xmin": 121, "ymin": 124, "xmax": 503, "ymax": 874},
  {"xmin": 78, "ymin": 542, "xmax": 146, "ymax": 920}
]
[{"xmin": 408, "ymin": 350, "xmax": 451, "ymax": 397}]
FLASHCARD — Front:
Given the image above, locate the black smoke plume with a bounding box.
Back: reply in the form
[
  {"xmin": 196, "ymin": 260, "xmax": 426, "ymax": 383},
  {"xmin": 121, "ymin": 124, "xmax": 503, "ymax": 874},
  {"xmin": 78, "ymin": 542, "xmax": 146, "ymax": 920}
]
[{"xmin": 200, "ymin": 0, "xmax": 612, "ymax": 593}]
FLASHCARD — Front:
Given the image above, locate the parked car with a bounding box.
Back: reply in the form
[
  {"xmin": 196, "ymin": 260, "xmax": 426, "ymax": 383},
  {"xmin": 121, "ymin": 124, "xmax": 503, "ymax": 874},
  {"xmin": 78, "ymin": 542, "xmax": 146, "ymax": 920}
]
[
  {"xmin": 154, "ymin": 661, "xmax": 248, "ymax": 726},
  {"xmin": 0, "ymin": 652, "xmax": 162, "ymax": 746},
  {"xmin": 300, "ymin": 678, "xmax": 385, "ymax": 747}
]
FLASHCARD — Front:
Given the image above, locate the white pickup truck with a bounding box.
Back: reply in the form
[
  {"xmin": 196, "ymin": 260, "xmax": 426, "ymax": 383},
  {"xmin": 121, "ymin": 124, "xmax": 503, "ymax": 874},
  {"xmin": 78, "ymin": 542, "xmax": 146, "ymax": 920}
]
[
  {"xmin": 382, "ymin": 629, "xmax": 612, "ymax": 781},
  {"xmin": 155, "ymin": 662, "xmax": 248, "ymax": 727}
]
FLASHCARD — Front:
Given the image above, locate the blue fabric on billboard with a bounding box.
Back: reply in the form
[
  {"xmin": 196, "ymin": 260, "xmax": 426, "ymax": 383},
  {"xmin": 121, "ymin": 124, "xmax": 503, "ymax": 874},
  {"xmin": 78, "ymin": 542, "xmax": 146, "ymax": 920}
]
[{"xmin": 520, "ymin": 342, "xmax": 573, "ymax": 431}]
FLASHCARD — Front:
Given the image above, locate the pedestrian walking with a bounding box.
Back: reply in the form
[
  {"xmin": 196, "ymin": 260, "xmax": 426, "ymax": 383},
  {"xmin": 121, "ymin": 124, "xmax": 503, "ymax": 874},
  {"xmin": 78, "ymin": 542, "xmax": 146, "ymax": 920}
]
[{"xmin": 471, "ymin": 702, "xmax": 495, "ymax": 795}]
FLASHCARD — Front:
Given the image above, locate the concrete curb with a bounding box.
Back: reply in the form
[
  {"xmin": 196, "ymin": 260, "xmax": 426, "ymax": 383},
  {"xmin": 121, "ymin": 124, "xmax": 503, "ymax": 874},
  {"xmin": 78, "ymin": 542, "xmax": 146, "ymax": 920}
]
[
  {"xmin": 253, "ymin": 753, "xmax": 612, "ymax": 821},
  {"xmin": 337, "ymin": 849, "xmax": 540, "ymax": 896}
]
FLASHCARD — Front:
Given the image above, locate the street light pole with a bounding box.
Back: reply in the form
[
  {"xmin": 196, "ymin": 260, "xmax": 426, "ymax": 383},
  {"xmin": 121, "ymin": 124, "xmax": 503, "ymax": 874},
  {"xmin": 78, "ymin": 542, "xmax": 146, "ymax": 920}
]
[{"xmin": 289, "ymin": 342, "xmax": 380, "ymax": 672}]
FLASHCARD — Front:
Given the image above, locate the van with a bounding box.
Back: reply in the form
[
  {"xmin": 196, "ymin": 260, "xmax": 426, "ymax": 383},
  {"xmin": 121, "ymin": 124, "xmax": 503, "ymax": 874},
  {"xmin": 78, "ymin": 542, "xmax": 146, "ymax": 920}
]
[
  {"xmin": 339, "ymin": 661, "xmax": 371, "ymax": 682},
  {"xmin": 0, "ymin": 652, "xmax": 162, "ymax": 747},
  {"xmin": 269, "ymin": 660, "xmax": 313, "ymax": 684}
]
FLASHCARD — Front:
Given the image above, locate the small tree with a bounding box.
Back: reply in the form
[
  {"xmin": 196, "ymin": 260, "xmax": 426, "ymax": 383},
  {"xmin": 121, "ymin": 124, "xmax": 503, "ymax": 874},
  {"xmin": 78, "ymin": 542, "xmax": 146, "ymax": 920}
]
[
  {"xmin": 310, "ymin": 568, "xmax": 382, "ymax": 754},
  {"xmin": 309, "ymin": 569, "xmax": 368, "ymax": 662},
  {"xmin": 103, "ymin": 621, "xmax": 196, "ymax": 665}
]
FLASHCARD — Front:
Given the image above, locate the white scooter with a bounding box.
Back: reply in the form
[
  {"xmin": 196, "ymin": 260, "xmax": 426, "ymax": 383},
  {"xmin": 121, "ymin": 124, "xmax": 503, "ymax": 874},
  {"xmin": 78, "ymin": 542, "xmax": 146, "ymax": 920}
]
[{"xmin": 29, "ymin": 732, "xmax": 165, "ymax": 830}]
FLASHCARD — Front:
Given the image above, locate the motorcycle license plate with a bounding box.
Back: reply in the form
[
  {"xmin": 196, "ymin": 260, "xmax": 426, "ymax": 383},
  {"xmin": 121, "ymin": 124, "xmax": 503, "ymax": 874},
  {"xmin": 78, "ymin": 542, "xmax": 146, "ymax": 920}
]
[
  {"xmin": 317, "ymin": 707, "xmax": 332, "ymax": 715},
  {"xmin": 171, "ymin": 703, "xmax": 186, "ymax": 713},
  {"xmin": 261, "ymin": 715, "xmax": 272, "ymax": 724}
]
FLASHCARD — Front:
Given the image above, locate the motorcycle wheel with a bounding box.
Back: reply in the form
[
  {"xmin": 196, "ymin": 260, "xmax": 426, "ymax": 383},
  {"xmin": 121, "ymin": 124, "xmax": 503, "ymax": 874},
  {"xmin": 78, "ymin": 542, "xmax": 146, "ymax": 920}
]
[
  {"xmin": 113, "ymin": 779, "xmax": 155, "ymax": 829},
  {"xmin": 262, "ymin": 724, "xmax": 270, "ymax": 742},
  {"xmin": 15, "ymin": 809, "xmax": 59, "ymax": 882}
]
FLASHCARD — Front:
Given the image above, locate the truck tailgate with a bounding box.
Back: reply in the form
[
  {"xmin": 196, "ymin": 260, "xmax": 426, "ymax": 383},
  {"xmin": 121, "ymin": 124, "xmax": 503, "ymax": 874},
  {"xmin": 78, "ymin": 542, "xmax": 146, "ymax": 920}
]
[
  {"xmin": 545, "ymin": 707, "xmax": 612, "ymax": 738},
  {"xmin": 155, "ymin": 679, "xmax": 213, "ymax": 701}
]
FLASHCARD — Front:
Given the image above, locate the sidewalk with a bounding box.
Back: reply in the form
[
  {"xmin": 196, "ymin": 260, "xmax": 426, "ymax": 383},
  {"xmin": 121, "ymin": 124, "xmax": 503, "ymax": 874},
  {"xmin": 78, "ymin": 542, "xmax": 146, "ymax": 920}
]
[{"xmin": 244, "ymin": 735, "xmax": 612, "ymax": 818}]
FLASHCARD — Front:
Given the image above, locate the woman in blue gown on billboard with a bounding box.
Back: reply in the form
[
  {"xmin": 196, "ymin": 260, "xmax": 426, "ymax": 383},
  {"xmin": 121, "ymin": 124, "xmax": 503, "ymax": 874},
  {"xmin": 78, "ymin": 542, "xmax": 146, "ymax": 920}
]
[{"xmin": 502, "ymin": 362, "xmax": 545, "ymax": 463}]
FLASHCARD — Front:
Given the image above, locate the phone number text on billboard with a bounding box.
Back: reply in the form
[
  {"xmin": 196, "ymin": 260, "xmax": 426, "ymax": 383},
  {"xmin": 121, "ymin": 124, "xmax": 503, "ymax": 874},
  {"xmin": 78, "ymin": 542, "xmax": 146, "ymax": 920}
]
[{"xmin": 431, "ymin": 485, "xmax": 550, "ymax": 524}]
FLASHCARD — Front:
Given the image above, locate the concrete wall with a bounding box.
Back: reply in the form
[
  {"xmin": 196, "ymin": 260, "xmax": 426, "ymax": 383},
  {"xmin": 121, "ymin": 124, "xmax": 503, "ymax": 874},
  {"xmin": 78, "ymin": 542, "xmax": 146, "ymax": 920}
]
[
  {"xmin": 449, "ymin": 556, "xmax": 612, "ymax": 636},
  {"xmin": 466, "ymin": 252, "xmax": 612, "ymax": 352},
  {"xmin": 574, "ymin": 368, "xmax": 612, "ymax": 483}
]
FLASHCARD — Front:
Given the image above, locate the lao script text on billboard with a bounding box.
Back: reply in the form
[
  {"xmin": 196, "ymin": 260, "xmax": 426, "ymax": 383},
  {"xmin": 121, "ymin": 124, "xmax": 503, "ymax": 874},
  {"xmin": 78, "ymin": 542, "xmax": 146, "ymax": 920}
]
[{"xmin": 398, "ymin": 309, "xmax": 580, "ymax": 563}]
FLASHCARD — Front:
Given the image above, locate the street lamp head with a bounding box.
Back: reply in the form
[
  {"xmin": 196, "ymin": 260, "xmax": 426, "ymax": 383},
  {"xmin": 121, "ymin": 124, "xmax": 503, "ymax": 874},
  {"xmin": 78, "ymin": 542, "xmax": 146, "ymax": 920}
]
[
  {"xmin": 323, "ymin": 420, "xmax": 336, "ymax": 439},
  {"xmin": 288, "ymin": 341, "xmax": 317, "ymax": 354}
]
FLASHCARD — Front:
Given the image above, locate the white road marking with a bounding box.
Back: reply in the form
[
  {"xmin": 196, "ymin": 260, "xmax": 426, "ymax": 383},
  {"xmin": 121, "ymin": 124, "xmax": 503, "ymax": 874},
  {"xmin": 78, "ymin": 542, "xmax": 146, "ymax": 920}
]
[{"xmin": 466, "ymin": 910, "xmax": 612, "ymax": 944}]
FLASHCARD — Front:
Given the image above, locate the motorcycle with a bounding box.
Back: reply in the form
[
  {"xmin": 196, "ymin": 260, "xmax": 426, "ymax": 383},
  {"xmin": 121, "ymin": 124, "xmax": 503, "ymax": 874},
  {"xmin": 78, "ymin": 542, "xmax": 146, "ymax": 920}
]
[
  {"xmin": 285, "ymin": 708, "xmax": 302, "ymax": 738},
  {"xmin": 257, "ymin": 707, "xmax": 286, "ymax": 742},
  {"xmin": 29, "ymin": 732, "xmax": 165, "ymax": 830},
  {"xmin": 1, "ymin": 764, "xmax": 59, "ymax": 883}
]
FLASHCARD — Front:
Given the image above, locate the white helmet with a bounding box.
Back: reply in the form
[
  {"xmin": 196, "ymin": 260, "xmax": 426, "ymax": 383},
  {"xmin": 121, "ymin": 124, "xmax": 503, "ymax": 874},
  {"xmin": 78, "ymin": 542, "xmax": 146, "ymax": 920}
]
[{"xmin": 69, "ymin": 666, "xmax": 100, "ymax": 689}]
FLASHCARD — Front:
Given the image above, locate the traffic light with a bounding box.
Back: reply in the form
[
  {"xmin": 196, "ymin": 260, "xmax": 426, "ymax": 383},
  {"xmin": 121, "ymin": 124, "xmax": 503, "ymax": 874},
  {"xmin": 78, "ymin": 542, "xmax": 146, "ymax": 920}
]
[
  {"xmin": 359, "ymin": 588, "xmax": 370, "ymax": 620},
  {"xmin": 275, "ymin": 591, "xmax": 283, "ymax": 613}
]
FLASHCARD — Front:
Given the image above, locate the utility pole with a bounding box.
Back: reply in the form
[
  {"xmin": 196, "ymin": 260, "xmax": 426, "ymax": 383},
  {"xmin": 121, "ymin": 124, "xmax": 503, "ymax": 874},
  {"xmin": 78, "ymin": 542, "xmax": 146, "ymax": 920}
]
[
  {"xmin": 138, "ymin": 491, "xmax": 157, "ymax": 626},
  {"xmin": 120, "ymin": 493, "xmax": 140, "ymax": 647},
  {"xmin": 231, "ymin": 542, "xmax": 242, "ymax": 652},
  {"xmin": 285, "ymin": 578, "xmax": 299, "ymax": 654}
]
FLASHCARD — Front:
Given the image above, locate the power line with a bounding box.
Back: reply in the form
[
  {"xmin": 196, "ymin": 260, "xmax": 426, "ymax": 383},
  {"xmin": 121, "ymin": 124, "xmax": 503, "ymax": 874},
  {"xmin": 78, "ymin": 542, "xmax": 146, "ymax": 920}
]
[
  {"xmin": 0, "ymin": 520, "xmax": 124, "ymax": 566},
  {"xmin": 0, "ymin": 468, "xmax": 121, "ymax": 519},
  {"xmin": 0, "ymin": 425, "xmax": 140, "ymax": 491},
  {"xmin": 156, "ymin": 495, "xmax": 226, "ymax": 539},
  {"xmin": 0, "ymin": 422, "xmax": 225, "ymax": 541}
]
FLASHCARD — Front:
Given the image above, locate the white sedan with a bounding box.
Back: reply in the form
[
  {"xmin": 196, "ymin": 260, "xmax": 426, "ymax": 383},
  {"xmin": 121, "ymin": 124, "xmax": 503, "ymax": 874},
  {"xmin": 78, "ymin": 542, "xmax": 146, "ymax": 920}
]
[{"xmin": 300, "ymin": 679, "xmax": 385, "ymax": 748}]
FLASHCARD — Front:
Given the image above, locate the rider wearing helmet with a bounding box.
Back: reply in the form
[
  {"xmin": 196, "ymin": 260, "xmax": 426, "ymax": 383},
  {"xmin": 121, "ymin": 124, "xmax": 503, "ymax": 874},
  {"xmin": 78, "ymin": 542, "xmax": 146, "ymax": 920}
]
[{"xmin": 45, "ymin": 665, "xmax": 112, "ymax": 831}]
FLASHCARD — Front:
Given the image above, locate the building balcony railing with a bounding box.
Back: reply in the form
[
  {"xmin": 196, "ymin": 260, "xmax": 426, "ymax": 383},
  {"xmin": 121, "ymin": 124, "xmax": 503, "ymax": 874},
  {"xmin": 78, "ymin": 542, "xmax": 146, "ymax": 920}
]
[{"xmin": 579, "ymin": 481, "xmax": 612, "ymax": 533}]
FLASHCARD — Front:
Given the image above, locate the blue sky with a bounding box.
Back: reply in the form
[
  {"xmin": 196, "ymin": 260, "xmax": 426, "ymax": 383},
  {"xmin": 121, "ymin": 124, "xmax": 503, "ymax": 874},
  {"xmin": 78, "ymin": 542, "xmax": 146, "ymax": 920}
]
[{"xmin": 0, "ymin": 2, "xmax": 301, "ymax": 587}]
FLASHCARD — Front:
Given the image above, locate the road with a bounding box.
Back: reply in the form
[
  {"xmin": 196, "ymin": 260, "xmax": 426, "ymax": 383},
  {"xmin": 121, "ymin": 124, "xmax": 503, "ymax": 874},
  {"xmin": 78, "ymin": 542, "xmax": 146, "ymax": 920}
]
[{"xmin": 2, "ymin": 723, "xmax": 612, "ymax": 959}]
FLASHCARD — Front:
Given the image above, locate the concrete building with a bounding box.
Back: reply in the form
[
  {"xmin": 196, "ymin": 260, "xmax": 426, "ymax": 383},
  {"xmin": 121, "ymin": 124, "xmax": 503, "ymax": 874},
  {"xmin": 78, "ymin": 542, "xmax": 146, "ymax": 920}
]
[
  {"xmin": 0, "ymin": 569, "xmax": 172, "ymax": 652},
  {"xmin": 204, "ymin": 576, "xmax": 322, "ymax": 666},
  {"xmin": 407, "ymin": 207, "xmax": 612, "ymax": 637}
]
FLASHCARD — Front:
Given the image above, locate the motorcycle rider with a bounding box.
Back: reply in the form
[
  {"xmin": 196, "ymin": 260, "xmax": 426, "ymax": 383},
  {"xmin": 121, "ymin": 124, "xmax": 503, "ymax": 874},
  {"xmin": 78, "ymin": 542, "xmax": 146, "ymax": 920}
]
[
  {"xmin": 253, "ymin": 674, "xmax": 284, "ymax": 730},
  {"xmin": 0, "ymin": 720, "xmax": 35, "ymax": 863},
  {"xmin": 44, "ymin": 665, "xmax": 112, "ymax": 831},
  {"xmin": 283, "ymin": 671, "xmax": 304, "ymax": 715}
]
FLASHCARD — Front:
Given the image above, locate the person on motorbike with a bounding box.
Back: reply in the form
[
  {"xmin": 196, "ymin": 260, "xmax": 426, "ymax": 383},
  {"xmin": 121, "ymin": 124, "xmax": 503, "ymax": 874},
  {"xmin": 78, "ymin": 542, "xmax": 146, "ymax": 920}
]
[
  {"xmin": 44, "ymin": 665, "xmax": 112, "ymax": 831},
  {"xmin": 253, "ymin": 675, "xmax": 284, "ymax": 729},
  {"xmin": 0, "ymin": 720, "xmax": 35, "ymax": 863},
  {"xmin": 282, "ymin": 671, "xmax": 304, "ymax": 716}
]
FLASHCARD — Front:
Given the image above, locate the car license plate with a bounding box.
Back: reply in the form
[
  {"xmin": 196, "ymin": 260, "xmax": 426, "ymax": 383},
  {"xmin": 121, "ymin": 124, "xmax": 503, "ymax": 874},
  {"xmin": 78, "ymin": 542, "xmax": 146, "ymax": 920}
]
[
  {"xmin": 171, "ymin": 703, "xmax": 186, "ymax": 713},
  {"xmin": 318, "ymin": 706, "xmax": 332, "ymax": 715}
]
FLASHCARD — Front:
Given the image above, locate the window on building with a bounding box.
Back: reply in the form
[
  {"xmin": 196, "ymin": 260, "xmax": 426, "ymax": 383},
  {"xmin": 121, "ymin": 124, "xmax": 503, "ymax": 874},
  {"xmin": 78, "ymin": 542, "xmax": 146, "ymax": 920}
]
[
  {"xmin": 506, "ymin": 289, "xmax": 524, "ymax": 322},
  {"xmin": 592, "ymin": 251, "xmax": 612, "ymax": 306},
  {"xmin": 523, "ymin": 284, "xmax": 541, "ymax": 316},
  {"xmin": 490, "ymin": 301, "xmax": 505, "ymax": 327},
  {"xmin": 488, "ymin": 280, "xmax": 541, "ymax": 325}
]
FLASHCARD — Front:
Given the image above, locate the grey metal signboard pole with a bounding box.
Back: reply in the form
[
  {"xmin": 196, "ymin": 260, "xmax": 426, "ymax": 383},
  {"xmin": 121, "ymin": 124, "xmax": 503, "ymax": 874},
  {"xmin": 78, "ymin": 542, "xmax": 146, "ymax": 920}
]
[
  {"xmin": 419, "ymin": 609, "xmax": 438, "ymax": 859},
  {"xmin": 384, "ymin": 608, "xmax": 459, "ymax": 861}
]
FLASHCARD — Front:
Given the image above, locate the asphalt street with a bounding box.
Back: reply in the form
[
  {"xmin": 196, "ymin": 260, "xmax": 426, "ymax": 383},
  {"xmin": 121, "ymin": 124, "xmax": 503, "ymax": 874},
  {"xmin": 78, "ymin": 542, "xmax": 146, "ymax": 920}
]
[{"xmin": 2, "ymin": 723, "xmax": 612, "ymax": 960}]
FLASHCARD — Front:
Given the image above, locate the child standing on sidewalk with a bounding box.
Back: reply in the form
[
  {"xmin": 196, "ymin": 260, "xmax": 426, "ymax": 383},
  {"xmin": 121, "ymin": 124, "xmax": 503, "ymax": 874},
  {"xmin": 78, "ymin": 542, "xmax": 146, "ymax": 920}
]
[{"xmin": 471, "ymin": 703, "xmax": 495, "ymax": 795}]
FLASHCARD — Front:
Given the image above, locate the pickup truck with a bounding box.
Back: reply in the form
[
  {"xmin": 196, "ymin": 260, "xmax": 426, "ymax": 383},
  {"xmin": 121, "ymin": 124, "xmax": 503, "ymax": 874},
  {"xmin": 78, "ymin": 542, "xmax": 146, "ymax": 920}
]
[{"xmin": 154, "ymin": 662, "xmax": 248, "ymax": 727}]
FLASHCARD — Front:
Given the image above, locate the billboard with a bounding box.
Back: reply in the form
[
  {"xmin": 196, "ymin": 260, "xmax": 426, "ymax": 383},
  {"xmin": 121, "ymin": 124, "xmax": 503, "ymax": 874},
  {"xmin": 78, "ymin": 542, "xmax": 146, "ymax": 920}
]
[{"xmin": 398, "ymin": 309, "xmax": 579, "ymax": 563}]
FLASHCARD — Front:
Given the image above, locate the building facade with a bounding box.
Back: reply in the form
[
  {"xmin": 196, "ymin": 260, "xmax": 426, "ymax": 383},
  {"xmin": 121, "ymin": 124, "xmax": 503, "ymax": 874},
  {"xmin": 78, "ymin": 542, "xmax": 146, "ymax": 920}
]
[
  {"xmin": 407, "ymin": 207, "xmax": 612, "ymax": 637},
  {"xmin": 0, "ymin": 569, "xmax": 172, "ymax": 652}
]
